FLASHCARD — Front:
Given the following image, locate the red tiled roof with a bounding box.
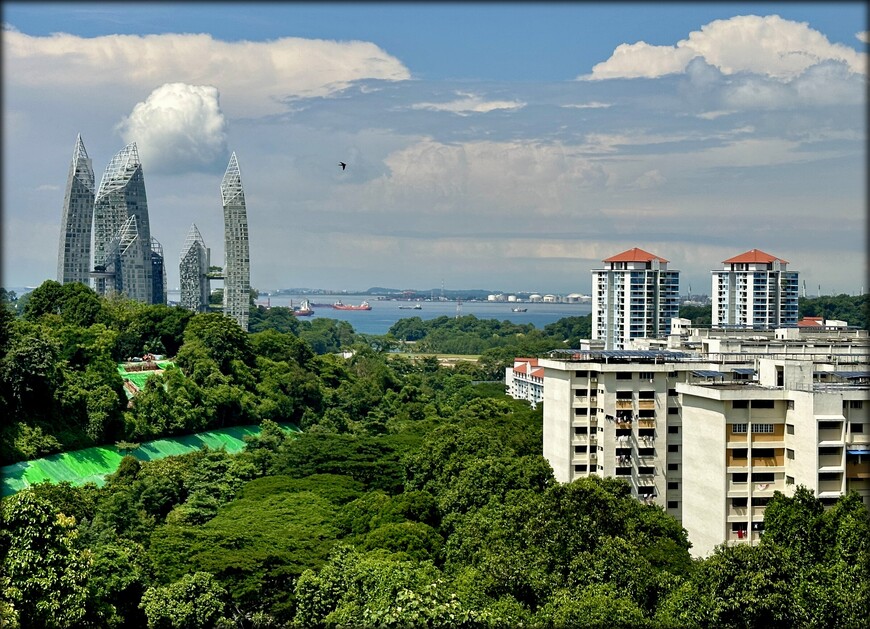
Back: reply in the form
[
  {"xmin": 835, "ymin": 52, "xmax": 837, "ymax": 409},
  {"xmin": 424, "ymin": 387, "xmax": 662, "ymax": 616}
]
[
  {"xmin": 722, "ymin": 249, "xmax": 788, "ymax": 264},
  {"xmin": 603, "ymin": 247, "xmax": 668, "ymax": 263},
  {"xmin": 530, "ymin": 367, "xmax": 544, "ymax": 378},
  {"xmin": 797, "ymin": 316, "xmax": 824, "ymax": 328}
]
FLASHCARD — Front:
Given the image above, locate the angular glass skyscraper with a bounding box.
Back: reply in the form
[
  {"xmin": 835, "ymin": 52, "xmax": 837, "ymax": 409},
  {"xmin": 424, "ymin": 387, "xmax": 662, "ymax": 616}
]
[
  {"xmin": 57, "ymin": 134, "xmax": 95, "ymax": 285},
  {"xmin": 91, "ymin": 142, "xmax": 163, "ymax": 303},
  {"xmin": 179, "ymin": 224, "xmax": 210, "ymax": 313},
  {"xmin": 221, "ymin": 153, "xmax": 250, "ymax": 331}
]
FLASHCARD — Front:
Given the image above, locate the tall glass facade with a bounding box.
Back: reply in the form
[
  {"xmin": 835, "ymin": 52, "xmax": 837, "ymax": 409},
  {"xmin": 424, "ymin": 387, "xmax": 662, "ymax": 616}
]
[
  {"xmin": 91, "ymin": 142, "xmax": 160, "ymax": 303},
  {"xmin": 179, "ymin": 224, "xmax": 210, "ymax": 313},
  {"xmin": 220, "ymin": 153, "xmax": 250, "ymax": 331},
  {"xmin": 57, "ymin": 134, "xmax": 95, "ymax": 285}
]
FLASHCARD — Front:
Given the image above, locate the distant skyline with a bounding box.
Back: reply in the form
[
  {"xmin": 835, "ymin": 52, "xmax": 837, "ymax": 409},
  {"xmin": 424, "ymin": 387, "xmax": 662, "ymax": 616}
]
[{"xmin": 3, "ymin": 2, "xmax": 866, "ymax": 295}]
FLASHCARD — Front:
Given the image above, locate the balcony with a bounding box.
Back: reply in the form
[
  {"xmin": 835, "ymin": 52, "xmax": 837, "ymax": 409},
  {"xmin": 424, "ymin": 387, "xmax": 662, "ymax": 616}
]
[
  {"xmin": 637, "ymin": 400, "xmax": 656, "ymax": 411},
  {"xmin": 846, "ymin": 461, "xmax": 870, "ymax": 479},
  {"xmin": 616, "ymin": 400, "xmax": 633, "ymax": 410},
  {"xmin": 818, "ymin": 479, "xmax": 843, "ymax": 493},
  {"xmin": 638, "ymin": 419, "xmax": 656, "ymax": 429},
  {"xmin": 751, "ymin": 454, "xmax": 784, "ymax": 468},
  {"xmin": 818, "ymin": 428, "xmax": 844, "ymax": 444},
  {"xmin": 818, "ymin": 454, "xmax": 844, "ymax": 469}
]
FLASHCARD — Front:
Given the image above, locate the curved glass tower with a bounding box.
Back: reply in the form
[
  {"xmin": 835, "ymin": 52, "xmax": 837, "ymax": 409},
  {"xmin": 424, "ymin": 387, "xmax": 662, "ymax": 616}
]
[
  {"xmin": 92, "ymin": 142, "xmax": 158, "ymax": 303},
  {"xmin": 179, "ymin": 224, "xmax": 210, "ymax": 313},
  {"xmin": 220, "ymin": 153, "xmax": 250, "ymax": 331},
  {"xmin": 57, "ymin": 134, "xmax": 95, "ymax": 285}
]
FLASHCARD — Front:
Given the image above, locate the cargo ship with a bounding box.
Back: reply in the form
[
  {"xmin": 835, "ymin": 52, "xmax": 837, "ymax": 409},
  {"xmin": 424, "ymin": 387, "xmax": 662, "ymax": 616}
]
[
  {"xmin": 292, "ymin": 299, "xmax": 314, "ymax": 316},
  {"xmin": 333, "ymin": 300, "xmax": 372, "ymax": 311}
]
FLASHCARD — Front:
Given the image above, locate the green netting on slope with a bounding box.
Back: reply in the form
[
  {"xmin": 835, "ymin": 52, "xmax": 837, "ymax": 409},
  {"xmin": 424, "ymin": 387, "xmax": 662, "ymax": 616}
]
[
  {"xmin": 1, "ymin": 424, "xmax": 299, "ymax": 497},
  {"xmin": 123, "ymin": 372, "xmax": 154, "ymax": 390}
]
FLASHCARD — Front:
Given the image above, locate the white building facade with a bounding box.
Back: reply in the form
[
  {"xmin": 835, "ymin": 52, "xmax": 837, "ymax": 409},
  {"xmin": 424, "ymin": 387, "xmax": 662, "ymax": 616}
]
[
  {"xmin": 539, "ymin": 326, "xmax": 869, "ymax": 557},
  {"xmin": 505, "ymin": 358, "xmax": 545, "ymax": 408},
  {"xmin": 592, "ymin": 248, "xmax": 680, "ymax": 350},
  {"xmin": 711, "ymin": 249, "xmax": 799, "ymax": 329}
]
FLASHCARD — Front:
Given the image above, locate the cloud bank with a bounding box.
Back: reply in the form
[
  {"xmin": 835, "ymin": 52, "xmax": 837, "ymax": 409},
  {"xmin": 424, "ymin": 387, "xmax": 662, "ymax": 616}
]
[
  {"xmin": 2, "ymin": 29, "xmax": 411, "ymax": 116},
  {"xmin": 411, "ymin": 92, "xmax": 526, "ymax": 115},
  {"xmin": 117, "ymin": 83, "xmax": 227, "ymax": 175},
  {"xmin": 582, "ymin": 15, "xmax": 867, "ymax": 80}
]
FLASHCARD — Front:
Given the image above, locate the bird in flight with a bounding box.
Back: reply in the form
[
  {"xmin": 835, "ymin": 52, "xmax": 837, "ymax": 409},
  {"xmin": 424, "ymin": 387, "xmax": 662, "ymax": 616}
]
[{"xmin": 339, "ymin": 162, "xmax": 347, "ymax": 171}]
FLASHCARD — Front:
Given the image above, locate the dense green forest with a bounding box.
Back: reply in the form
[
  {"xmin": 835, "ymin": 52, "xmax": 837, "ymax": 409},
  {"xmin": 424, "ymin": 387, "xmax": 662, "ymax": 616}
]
[{"xmin": 1, "ymin": 282, "xmax": 868, "ymax": 628}]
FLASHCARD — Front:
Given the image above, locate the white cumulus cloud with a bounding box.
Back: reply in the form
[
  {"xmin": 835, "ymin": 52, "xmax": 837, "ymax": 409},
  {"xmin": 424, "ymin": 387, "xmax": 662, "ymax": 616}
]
[
  {"xmin": 581, "ymin": 15, "xmax": 866, "ymax": 80},
  {"xmin": 2, "ymin": 29, "xmax": 411, "ymax": 117},
  {"xmin": 117, "ymin": 83, "xmax": 227, "ymax": 174},
  {"xmin": 857, "ymin": 31, "xmax": 869, "ymax": 43},
  {"xmin": 411, "ymin": 92, "xmax": 526, "ymax": 115},
  {"xmin": 351, "ymin": 139, "xmax": 607, "ymax": 216}
]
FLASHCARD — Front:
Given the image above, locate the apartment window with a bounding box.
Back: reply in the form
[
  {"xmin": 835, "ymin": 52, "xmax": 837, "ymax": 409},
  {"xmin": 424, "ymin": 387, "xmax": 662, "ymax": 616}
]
[
  {"xmin": 638, "ymin": 372, "xmax": 654, "ymax": 381},
  {"xmin": 732, "ymin": 424, "xmax": 748, "ymax": 434},
  {"xmin": 575, "ymin": 408, "xmax": 588, "ymax": 416},
  {"xmin": 732, "ymin": 400, "xmax": 749, "ymax": 409},
  {"xmin": 667, "ymin": 463, "xmax": 679, "ymax": 471},
  {"xmin": 786, "ymin": 475, "xmax": 795, "ymax": 485},
  {"xmin": 732, "ymin": 448, "xmax": 748, "ymax": 459},
  {"xmin": 574, "ymin": 465, "xmax": 588, "ymax": 473},
  {"xmin": 786, "ymin": 448, "xmax": 795, "ymax": 460},
  {"xmin": 667, "ymin": 444, "xmax": 679, "ymax": 453},
  {"xmin": 850, "ymin": 400, "xmax": 864, "ymax": 409},
  {"xmin": 638, "ymin": 390, "xmax": 655, "ymax": 400},
  {"xmin": 667, "ymin": 481, "xmax": 679, "ymax": 490},
  {"xmin": 786, "ymin": 424, "xmax": 795, "ymax": 435},
  {"xmin": 732, "ymin": 473, "xmax": 748, "ymax": 483},
  {"xmin": 787, "ymin": 400, "xmax": 795, "ymax": 410},
  {"xmin": 752, "ymin": 423, "xmax": 774, "ymax": 434},
  {"xmin": 639, "ymin": 466, "xmax": 655, "ymax": 475},
  {"xmin": 754, "ymin": 472, "xmax": 774, "ymax": 483},
  {"xmin": 668, "ymin": 426, "xmax": 679, "ymax": 434},
  {"xmin": 615, "ymin": 468, "xmax": 631, "ymax": 476},
  {"xmin": 616, "ymin": 391, "xmax": 632, "ymax": 400},
  {"xmin": 819, "ymin": 421, "xmax": 841, "ymax": 430},
  {"xmin": 667, "ymin": 501, "xmax": 679, "ymax": 509},
  {"xmin": 818, "ymin": 446, "xmax": 841, "ymax": 456},
  {"xmin": 616, "ymin": 372, "xmax": 632, "ymax": 380},
  {"xmin": 752, "ymin": 400, "xmax": 775, "ymax": 409},
  {"xmin": 574, "ymin": 427, "xmax": 587, "ymax": 435},
  {"xmin": 753, "ymin": 448, "xmax": 775, "ymax": 458},
  {"xmin": 752, "ymin": 497, "xmax": 772, "ymax": 507},
  {"xmin": 574, "ymin": 445, "xmax": 587, "ymax": 453},
  {"xmin": 638, "ymin": 447, "xmax": 655, "ymax": 457},
  {"xmin": 668, "ymin": 407, "xmax": 679, "ymax": 415},
  {"xmin": 668, "ymin": 388, "xmax": 677, "ymax": 396},
  {"xmin": 575, "ymin": 370, "xmax": 588, "ymax": 378},
  {"xmin": 819, "ymin": 472, "xmax": 840, "ymax": 481},
  {"xmin": 852, "ymin": 423, "xmax": 865, "ymax": 433},
  {"xmin": 732, "ymin": 497, "xmax": 748, "ymax": 508}
]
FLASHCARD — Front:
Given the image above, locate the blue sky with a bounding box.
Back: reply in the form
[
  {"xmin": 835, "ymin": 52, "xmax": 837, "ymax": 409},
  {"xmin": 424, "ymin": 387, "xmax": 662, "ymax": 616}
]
[{"xmin": 3, "ymin": 2, "xmax": 867, "ymax": 295}]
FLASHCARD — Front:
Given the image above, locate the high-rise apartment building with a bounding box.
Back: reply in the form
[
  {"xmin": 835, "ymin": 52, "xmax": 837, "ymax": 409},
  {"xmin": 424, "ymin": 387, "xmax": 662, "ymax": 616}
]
[
  {"xmin": 592, "ymin": 248, "xmax": 680, "ymax": 350},
  {"xmin": 678, "ymin": 357, "xmax": 868, "ymax": 556},
  {"xmin": 220, "ymin": 153, "xmax": 250, "ymax": 331},
  {"xmin": 91, "ymin": 142, "xmax": 162, "ymax": 304},
  {"xmin": 711, "ymin": 249, "xmax": 798, "ymax": 329},
  {"xmin": 538, "ymin": 325, "xmax": 869, "ymax": 557},
  {"xmin": 57, "ymin": 135, "xmax": 95, "ymax": 285},
  {"xmin": 179, "ymin": 224, "xmax": 210, "ymax": 313}
]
